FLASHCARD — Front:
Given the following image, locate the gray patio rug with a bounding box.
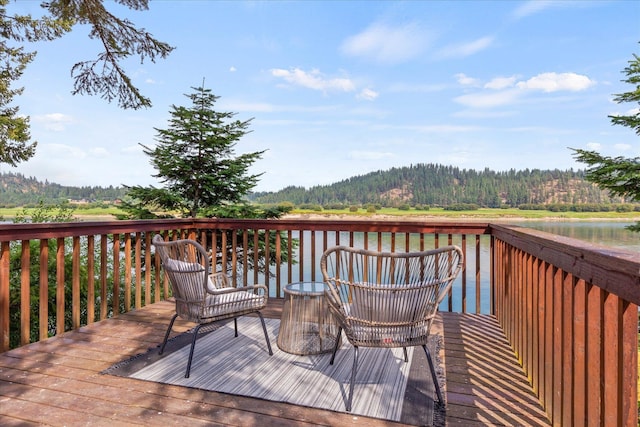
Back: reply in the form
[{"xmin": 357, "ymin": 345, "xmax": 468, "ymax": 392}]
[{"xmin": 104, "ymin": 317, "xmax": 444, "ymax": 425}]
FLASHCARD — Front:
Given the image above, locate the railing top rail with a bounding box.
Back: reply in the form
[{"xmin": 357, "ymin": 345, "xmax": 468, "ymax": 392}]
[
  {"xmin": 0, "ymin": 219, "xmax": 195, "ymax": 241},
  {"xmin": 490, "ymin": 223, "xmax": 640, "ymax": 305},
  {"xmin": 192, "ymin": 218, "xmax": 492, "ymax": 234},
  {"xmin": 0, "ymin": 218, "xmax": 492, "ymax": 241}
]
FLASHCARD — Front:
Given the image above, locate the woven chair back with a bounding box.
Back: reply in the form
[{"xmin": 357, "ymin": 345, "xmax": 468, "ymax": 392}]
[
  {"xmin": 321, "ymin": 245, "xmax": 463, "ymax": 347},
  {"xmin": 152, "ymin": 235, "xmax": 211, "ymax": 320}
]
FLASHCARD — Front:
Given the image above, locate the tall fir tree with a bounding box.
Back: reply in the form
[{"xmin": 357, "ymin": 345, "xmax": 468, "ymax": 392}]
[{"xmin": 123, "ymin": 84, "xmax": 265, "ymax": 218}]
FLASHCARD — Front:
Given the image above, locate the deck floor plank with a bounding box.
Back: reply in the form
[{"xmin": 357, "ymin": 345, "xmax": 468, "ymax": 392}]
[{"xmin": 0, "ymin": 300, "xmax": 551, "ymax": 426}]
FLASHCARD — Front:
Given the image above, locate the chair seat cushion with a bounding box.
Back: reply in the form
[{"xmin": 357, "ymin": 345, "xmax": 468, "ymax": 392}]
[
  {"xmin": 347, "ymin": 319, "xmax": 432, "ymax": 347},
  {"xmin": 201, "ymin": 290, "xmax": 266, "ymax": 319}
]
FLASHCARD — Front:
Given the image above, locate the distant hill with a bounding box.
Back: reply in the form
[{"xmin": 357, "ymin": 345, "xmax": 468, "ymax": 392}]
[
  {"xmin": 250, "ymin": 163, "xmax": 624, "ymax": 208},
  {"xmin": 0, "ymin": 172, "xmax": 127, "ymax": 207},
  {"xmin": 1, "ymin": 164, "xmax": 627, "ymax": 210}
]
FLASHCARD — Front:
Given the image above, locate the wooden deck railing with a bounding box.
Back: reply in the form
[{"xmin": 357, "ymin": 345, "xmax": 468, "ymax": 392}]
[
  {"xmin": 490, "ymin": 224, "xmax": 639, "ymax": 427},
  {"xmin": 0, "ymin": 218, "xmax": 637, "ymax": 426}
]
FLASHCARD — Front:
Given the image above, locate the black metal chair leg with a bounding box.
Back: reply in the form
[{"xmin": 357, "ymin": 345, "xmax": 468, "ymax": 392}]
[
  {"xmin": 346, "ymin": 346, "xmax": 359, "ymax": 412},
  {"xmin": 234, "ymin": 318, "xmax": 238, "ymax": 337},
  {"xmin": 256, "ymin": 312, "xmax": 273, "ymax": 355},
  {"xmin": 185, "ymin": 324, "xmax": 204, "ymax": 378},
  {"xmin": 423, "ymin": 344, "xmax": 443, "ymax": 405},
  {"xmin": 329, "ymin": 327, "xmax": 343, "ymax": 365},
  {"xmin": 159, "ymin": 313, "xmax": 179, "ymax": 355}
]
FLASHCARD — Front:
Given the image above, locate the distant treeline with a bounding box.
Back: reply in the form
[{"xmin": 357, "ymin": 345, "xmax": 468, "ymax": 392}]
[
  {"xmin": 2, "ymin": 164, "xmax": 633, "ymax": 211},
  {"xmin": 250, "ymin": 163, "xmax": 627, "ymax": 208},
  {"xmin": 0, "ymin": 172, "xmax": 128, "ymax": 207}
]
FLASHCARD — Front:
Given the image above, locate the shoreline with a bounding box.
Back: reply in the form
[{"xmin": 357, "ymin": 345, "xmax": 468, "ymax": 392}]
[
  {"xmin": 282, "ymin": 213, "xmax": 640, "ymax": 223},
  {"xmin": 2, "ymin": 212, "xmax": 632, "ymax": 223}
]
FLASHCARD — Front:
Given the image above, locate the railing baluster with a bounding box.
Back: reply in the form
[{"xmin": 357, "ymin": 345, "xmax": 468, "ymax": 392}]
[
  {"xmin": 0, "ymin": 241, "xmax": 9, "ymax": 352},
  {"xmin": 72, "ymin": 236, "xmax": 80, "ymax": 329},
  {"xmin": 573, "ymin": 278, "xmax": 587, "ymax": 426},
  {"xmin": 461, "ymin": 234, "xmax": 467, "ymax": 313},
  {"xmin": 20, "ymin": 240, "xmax": 30, "ymax": 346},
  {"xmin": 311, "ymin": 230, "xmax": 316, "ymax": 281},
  {"xmin": 561, "ymin": 273, "xmax": 575, "ymax": 426},
  {"xmin": 136, "ymin": 233, "xmax": 143, "ymax": 309},
  {"xmin": 56, "ymin": 238, "xmax": 65, "ymax": 335},
  {"xmin": 101, "ymin": 234, "xmax": 109, "ymax": 319},
  {"xmin": 298, "ymin": 228, "xmax": 304, "ymax": 282},
  {"xmin": 87, "ymin": 236, "xmax": 95, "ymax": 323},
  {"xmin": 275, "ymin": 231, "xmax": 282, "ymax": 296},
  {"xmin": 145, "ymin": 233, "xmax": 152, "ymax": 306},
  {"xmin": 586, "ymin": 283, "xmax": 603, "ymax": 423},
  {"xmin": 474, "ymin": 235, "xmax": 480, "ymax": 313},
  {"xmin": 112, "ymin": 234, "xmax": 121, "ymax": 311},
  {"xmin": 242, "ymin": 229, "xmax": 249, "ymax": 285},
  {"xmin": 263, "ymin": 228, "xmax": 270, "ymax": 291},
  {"xmin": 39, "ymin": 239, "xmax": 48, "ymax": 341},
  {"xmin": 124, "ymin": 233, "xmax": 132, "ymax": 313}
]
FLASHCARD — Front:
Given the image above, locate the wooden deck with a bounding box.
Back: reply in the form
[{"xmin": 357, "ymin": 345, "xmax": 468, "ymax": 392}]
[{"xmin": 0, "ymin": 299, "xmax": 551, "ymax": 426}]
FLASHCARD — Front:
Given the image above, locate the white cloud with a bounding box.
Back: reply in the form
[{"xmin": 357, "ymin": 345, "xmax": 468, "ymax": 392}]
[
  {"xmin": 455, "ymin": 73, "xmax": 480, "ymax": 86},
  {"xmin": 271, "ymin": 68, "xmax": 355, "ymax": 92},
  {"xmin": 33, "ymin": 113, "xmax": 73, "ymax": 132},
  {"xmin": 484, "ymin": 76, "xmax": 518, "ymax": 90},
  {"xmin": 341, "ymin": 22, "xmax": 430, "ymax": 64},
  {"xmin": 454, "ymin": 72, "xmax": 595, "ymax": 110},
  {"xmin": 516, "ymin": 72, "xmax": 595, "ymax": 92},
  {"xmin": 586, "ymin": 142, "xmax": 602, "ymax": 150},
  {"xmin": 357, "ymin": 88, "xmax": 379, "ymax": 101},
  {"xmin": 436, "ymin": 36, "xmax": 494, "ymax": 59},
  {"xmin": 229, "ymin": 66, "xmax": 237, "ymax": 72}
]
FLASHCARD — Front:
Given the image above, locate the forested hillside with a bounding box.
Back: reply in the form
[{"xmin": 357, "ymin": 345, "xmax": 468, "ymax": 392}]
[
  {"xmin": 0, "ymin": 172, "xmax": 127, "ymax": 206},
  {"xmin": 1, "ymin": 164, "xmax": 627, "ymax": 210},
  {"xmin": 251, "ymin": 163, "xmax": 623, "ymax": 208}
]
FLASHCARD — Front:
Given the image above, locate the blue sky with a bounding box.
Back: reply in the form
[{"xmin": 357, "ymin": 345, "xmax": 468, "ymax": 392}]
[{"xmin": 6, "ymin": 0, "xmax": 640, "ymax": 192}]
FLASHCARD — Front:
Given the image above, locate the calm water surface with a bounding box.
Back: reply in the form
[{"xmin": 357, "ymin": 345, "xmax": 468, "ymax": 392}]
[{"xmin": 510, "ymin": 221, "xmax": 639, "ymax": 252}]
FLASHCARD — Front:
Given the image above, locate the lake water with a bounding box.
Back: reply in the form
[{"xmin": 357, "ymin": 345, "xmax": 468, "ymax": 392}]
[{"xmin": 509, "ymin": 221, "xmax": 639, "ymax": 252}]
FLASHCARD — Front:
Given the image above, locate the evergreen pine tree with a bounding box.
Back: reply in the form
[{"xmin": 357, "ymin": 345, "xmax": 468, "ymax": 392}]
[{"xmin": 124, "ymin": 84, "xmax": 265, "ymax": 219}]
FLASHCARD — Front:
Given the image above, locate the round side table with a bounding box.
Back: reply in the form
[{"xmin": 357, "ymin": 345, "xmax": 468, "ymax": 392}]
[{"xmin": 277, "ymin": 281, "xmax": 341, "ymax": 355}]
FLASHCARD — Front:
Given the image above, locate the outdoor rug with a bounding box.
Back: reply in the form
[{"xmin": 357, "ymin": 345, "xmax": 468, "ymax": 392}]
[{"xmin": 104, "ymin": 317, "xmax": 444, "ymax": 424}]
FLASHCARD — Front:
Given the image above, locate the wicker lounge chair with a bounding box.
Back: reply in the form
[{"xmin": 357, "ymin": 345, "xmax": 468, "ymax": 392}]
[
  {"xmin": 320, "ymin": 245, "xmax": 464, "ymax": 411},
  {"xmin": 152, "ymin": 235, "xmax": 273, "ymax": 378}
]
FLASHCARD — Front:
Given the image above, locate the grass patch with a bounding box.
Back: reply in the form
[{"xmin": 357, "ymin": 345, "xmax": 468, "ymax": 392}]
[{"xmin": 0, "ymin": 206, "xmax": 126, "ymax": 220}]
